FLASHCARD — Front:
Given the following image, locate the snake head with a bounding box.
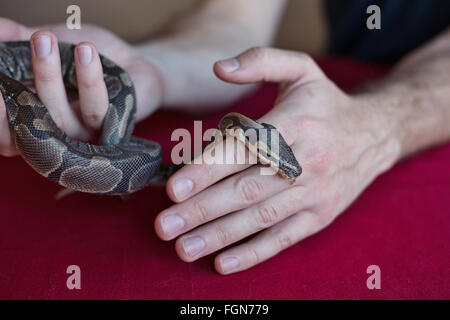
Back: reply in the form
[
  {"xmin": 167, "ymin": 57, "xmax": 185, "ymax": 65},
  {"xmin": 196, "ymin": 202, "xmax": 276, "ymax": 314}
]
[
  {"xmin": 278, "ymin": 156, "xmax": 302, "ymax": 181},
  {"xmin": 257, "ymin": 122, "xmax": 302, "ymax": 181}
]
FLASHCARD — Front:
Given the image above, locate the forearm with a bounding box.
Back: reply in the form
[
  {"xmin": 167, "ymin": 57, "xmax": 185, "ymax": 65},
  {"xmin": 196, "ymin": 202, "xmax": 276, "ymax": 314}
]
[
  {"xmin": 356, "ymin": 28, "xmax": 450, "ymax": 161},
  {"xmin": 134, "ymin": 0, "xmax": 287, "ymax": 111}
]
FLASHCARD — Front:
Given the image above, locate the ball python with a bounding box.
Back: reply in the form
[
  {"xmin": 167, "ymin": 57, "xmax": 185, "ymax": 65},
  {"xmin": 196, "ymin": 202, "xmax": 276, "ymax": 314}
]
[
  {"xmin": 214, "ymin": 112, "xmax": 302, "ymax": 180},
  {"xmin": 0, "ymin": 41, "xmax": 301, "ymax": 196}
]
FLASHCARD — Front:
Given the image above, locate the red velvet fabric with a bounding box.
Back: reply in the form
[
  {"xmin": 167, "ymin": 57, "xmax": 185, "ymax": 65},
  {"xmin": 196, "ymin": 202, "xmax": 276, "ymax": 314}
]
[{"xmin": 0, "ymin": 58, "xmax": 449, "ymax": 300}]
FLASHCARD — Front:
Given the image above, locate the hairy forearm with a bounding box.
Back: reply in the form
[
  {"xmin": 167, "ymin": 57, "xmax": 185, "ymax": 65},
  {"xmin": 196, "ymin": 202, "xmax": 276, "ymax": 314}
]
[
  {"xmin": 357, "ymin": 28, "xmax": 450, "ymax": 160},
  {"xmin": 134, "ymin": 0, "xmax": 287, "ymax": 111}
]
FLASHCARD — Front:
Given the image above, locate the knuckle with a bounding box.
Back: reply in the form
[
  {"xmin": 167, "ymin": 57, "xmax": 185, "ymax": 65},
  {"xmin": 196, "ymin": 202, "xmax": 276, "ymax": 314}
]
[
  {"xmin": 236, "ymin": 176, "xmax": 264, "ymax": 203},
  {"xmin": 306, "ymin": 149, "xmax": 334, "ymax": 174},
  {"xmin": 292, "ymin": 115, "xmax": 318, "ymax": 139},
  {"xmin": 78, "ymin": 74, "xmax": 103, "ymax": 89},
  {"xmin": 35, "ymin": 68, "xmax": 59, "ymax": 83},
  {"xmin": 214, "ymin": 225, "xmax": 231, "ymax": 247},
  {"xmin": 274, "ymin": 230, "xmax": 293, "ymax": 252},
  {"xmin": 78, "ymin": 78, "xmax": 96, "ymax": 89},
  {"xmin": 315, "ymin": 209, "xmax": 337, "ymax": 228},
  {"xmin": 290, "ymin": 186, "xmax": 306, "ymax": 204},
  {"xmin": 296, "ymin": 52, "xmax": 313, "ymax": 63},
  {"xmin": 293, "ymin": 52, "xmax": 320, "ymax": 77},
  {"xmin": 246, "ymin": 47, "xmax": 269, "ymax": 61},
  {"xmin": 254, "ymin": 204, "xmax": 279, "ymax": 229},
  {"xmin": 83, "ymin": 110, "xmax": 105, "ymax": 127},
  {"xmin": 294, "ymin": 52, "xmax": 316, "ymax": 69},
  {"xmin": 192, "ymin": 199, "xmax": 210, "ymax": 223},
  {"xmin": 247, "ymin": 247, "xmax": 261, "ymax": 266}
]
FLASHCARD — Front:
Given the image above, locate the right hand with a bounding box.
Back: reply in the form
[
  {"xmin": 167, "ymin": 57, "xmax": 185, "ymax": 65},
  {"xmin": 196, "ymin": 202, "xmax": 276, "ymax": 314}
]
[{"xmin": 0, "ymin": 18, "xmax": 164, "ymax": 157}]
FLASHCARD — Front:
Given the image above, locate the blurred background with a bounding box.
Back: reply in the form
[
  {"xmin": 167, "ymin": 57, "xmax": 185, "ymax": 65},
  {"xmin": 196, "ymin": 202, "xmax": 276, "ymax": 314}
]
[{"xmin": 0, "ymin": 0, "xmax": 327, "ymax": 54}]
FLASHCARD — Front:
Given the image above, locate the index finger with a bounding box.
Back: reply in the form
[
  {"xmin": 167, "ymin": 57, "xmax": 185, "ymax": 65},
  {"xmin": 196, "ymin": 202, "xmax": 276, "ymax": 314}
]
[
  {"xmin": 166, "ymin": 137, "xmax": 252, "ymax": 202},
  {"xmin": 167, "ymin": 109, "xmax": 298, "ymax": 203}
]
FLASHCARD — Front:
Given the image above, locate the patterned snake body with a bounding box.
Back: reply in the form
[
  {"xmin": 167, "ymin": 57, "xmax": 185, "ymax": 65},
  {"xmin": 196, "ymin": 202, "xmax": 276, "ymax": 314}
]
[
  {"xmin": 0, "ymin": 41, "xmax": 301, "ymax": 196},
  {"xmin": 0, "ymin": 41, "xmax": 170, "ymax": 195}
]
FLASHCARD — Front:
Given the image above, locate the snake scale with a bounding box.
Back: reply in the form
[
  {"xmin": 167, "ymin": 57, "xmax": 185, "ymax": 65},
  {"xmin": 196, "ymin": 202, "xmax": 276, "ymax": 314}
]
[{"xmin": 0, "ymin": 41, "xmax": 301, "ymax": 196}]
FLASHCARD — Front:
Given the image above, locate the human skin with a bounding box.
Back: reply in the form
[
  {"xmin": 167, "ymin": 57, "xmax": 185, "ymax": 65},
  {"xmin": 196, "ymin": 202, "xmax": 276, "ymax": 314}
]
[
  {"xmin": 155, "ymin": 32, "xmax": 450, "ymax": 274},
  {"xmin": 0, "ymin": 21, "xmax": 164, "ymax": 155},
  {"xmin": 1, "ymin": 1, "xmax": 450, "ymax": 274},
  {"xmin": 0, "ymin": 0, "xmax": 287, "ymax": 155}
]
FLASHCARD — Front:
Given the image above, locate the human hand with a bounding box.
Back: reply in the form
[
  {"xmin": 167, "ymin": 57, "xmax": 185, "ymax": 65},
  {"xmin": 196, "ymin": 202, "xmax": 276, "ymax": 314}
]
[
  {"xmin": 154, "ymin": 47, "xmax": 401, "ymax": 274},
  {"xmin": 0, "ymin": 18, "xmax": 163, "ymax": 157}
]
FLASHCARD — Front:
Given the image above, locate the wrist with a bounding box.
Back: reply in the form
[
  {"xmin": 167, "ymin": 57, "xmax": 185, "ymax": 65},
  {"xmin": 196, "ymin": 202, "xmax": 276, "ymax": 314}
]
[
  {"xmin": 350, "ymin": 94, "xmax": 402, "ymax": 176},
  {"xmin": 126, "ymin": 46, "xmax": 166, "ymax": 120},
  {"xmin": 132, "ymin": 44, "xmax": 170, "ymax": 109}
]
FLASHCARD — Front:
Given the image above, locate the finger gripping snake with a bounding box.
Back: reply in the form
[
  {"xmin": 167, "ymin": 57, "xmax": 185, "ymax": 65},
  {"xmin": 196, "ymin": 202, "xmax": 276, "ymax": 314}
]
[{"xmin": 0, "ymin": 41, "xmax": 301, "ymax": 196}]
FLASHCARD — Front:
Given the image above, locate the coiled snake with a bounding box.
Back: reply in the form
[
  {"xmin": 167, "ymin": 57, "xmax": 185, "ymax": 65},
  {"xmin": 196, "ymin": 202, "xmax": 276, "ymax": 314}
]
[{"xmin": 0, "ymin": 41, "xmax": 301, "ymax": 196}]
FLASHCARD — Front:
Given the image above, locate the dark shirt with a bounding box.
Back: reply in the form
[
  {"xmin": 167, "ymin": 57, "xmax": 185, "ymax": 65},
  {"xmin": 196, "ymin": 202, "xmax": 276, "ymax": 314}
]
[{"xmin": 325, "ymin": 0, "xmax": 450, "ymax": 63}]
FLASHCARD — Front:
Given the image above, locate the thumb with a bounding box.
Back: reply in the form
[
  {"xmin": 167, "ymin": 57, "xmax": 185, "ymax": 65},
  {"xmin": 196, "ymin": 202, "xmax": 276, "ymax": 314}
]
[
  {"xmin": 214, "ymin": 47, "xmax": 326, "ymax": 85},
  {"xmin": 0, "ymin": 17, "xmax": 33, "ymax": 41}
]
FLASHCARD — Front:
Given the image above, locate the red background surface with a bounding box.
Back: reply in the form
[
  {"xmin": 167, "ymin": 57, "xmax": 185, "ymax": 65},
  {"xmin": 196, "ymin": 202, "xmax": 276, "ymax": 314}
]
[{"xmin": 0, "ymin": 58, "xmax": 449, "ymax": 299}]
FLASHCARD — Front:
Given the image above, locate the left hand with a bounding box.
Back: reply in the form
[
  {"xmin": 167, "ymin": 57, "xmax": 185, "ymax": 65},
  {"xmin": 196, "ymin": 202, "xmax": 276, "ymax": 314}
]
[
  {"xmin": 155, "ymin": 47, "xmax": 400, "ymax": 274},
  {"xmin": 0, "ymin": 18, "xmax": 163, "ymax": 156}
]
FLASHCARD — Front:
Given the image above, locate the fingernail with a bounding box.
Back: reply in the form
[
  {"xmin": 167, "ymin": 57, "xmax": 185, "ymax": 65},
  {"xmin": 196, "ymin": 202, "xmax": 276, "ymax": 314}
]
[
  {"xmin": 33, "ymin": 35, "xmax": 52, "ymax": 58},
  {"xmin": 182, "ymin": 236, "xmax": 205, "ymax": 257},
  {"xmin": 173, "ymin": 178, "xmax": 194, "ymax": 200},
  {"xmin": 221, "ymin": 257, "xmax": 239, "ymax": 274},
  {"xmin": 77, "ymin": 45, "xmax": 93, "ymax": 65},
  {"xmin": 161, "ymin": 215, "xmax": 185, "ymax": 237},
  {"xmin": 218, "ymin": 58, "xmax": 239, "ymax": 73}
]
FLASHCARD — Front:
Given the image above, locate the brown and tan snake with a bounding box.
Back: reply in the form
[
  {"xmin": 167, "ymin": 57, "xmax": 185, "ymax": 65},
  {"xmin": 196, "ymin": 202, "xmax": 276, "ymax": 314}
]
[{"xmin": 0, "ymin": 41, "xmax": 301, "ymax": 196}]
